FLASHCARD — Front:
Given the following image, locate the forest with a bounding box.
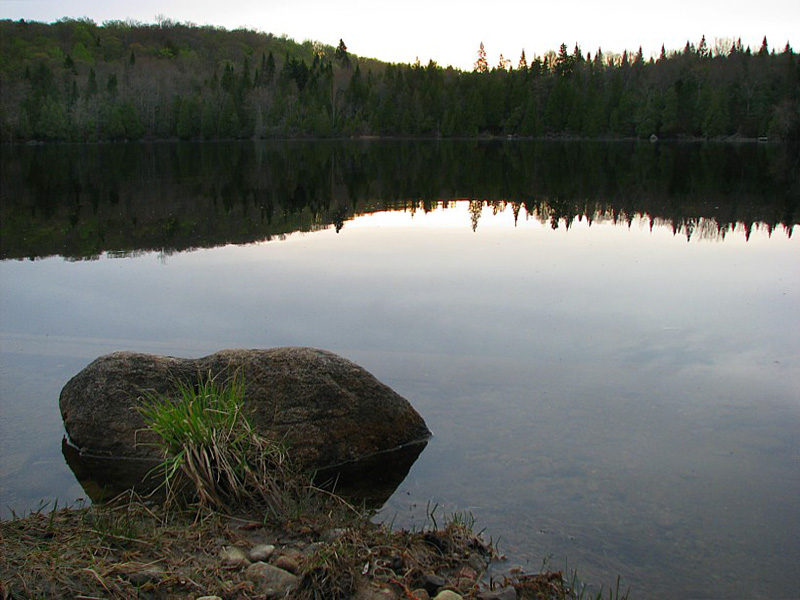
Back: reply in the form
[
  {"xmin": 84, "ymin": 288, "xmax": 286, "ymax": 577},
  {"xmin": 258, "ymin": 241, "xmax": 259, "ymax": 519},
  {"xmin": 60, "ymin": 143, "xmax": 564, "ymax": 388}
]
[{"xmin": 0, "ymin": 17, "xmax": 798, "ymax": 142}]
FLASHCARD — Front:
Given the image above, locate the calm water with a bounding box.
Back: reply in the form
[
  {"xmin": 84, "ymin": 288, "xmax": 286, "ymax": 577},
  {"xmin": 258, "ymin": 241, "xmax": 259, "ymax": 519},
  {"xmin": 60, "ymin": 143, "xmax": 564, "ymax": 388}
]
[{"xmin": 1, "ymin": 141, "xmax": 798, "ymax": 599}]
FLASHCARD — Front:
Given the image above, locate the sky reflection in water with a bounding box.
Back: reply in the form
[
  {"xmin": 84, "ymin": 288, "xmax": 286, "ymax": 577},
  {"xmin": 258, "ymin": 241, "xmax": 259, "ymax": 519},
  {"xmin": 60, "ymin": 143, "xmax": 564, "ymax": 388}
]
[{"xmin": 1, "ymin": 203, "xmax": 798, "ymax": 598}]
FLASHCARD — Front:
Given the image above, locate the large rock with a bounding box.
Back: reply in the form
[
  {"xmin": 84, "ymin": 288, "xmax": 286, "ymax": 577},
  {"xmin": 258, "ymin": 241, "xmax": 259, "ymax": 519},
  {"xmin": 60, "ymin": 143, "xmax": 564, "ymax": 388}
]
[{"xmin": 59, "ymin": 348, "xmax": 430, "ymax": 472}]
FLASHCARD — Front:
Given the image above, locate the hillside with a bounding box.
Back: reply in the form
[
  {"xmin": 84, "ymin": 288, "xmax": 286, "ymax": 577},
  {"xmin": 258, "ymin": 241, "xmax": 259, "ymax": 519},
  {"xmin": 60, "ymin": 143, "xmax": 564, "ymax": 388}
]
[{"xmin": 1, "ymin": 18, "xmax": 798, "ymax": 141}]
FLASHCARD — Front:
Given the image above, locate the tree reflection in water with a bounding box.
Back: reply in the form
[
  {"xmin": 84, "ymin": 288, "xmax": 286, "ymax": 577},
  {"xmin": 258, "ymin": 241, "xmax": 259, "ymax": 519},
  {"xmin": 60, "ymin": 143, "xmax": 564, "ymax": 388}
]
[{"xmin": 1, "ymin": 140, "xmax": 796, "ymax": 260}]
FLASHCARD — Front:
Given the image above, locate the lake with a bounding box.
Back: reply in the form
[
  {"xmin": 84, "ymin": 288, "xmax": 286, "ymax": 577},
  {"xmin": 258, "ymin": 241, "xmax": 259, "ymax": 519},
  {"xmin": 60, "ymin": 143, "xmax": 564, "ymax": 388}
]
[{"xmin": 1, "ymin": 140, "xmax": 798, "ymax": 599}]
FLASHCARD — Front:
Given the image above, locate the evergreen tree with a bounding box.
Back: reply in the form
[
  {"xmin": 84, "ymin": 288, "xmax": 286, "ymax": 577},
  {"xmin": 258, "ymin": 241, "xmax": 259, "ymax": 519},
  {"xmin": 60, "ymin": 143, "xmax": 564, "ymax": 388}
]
[
  {"xmin": 264, "ymin": 51, "xmax": 276, "ymax": 84},
  {"xmin": 218, "ymin": 96, "xmax": 241, "ymax": 138},
  {"xmin": 475, "ymin": 42, "xmax": 488, "ymax": 73},
  {"xmin": 86, "ymin": 68, "xmax": 98, "ymax": 97},
  {"xmin": 335, "ymin": 39, "xmax": 350, "ymax": 67},
  {"xmin": 555, "ymin": 43, "xmax": 573, "ymax": 76},
  {"xmin": 698, "ymin": 35, "xmax": 709, "ymax": 59},
  {"xmin": 221, "ymin": 63, "xmax": 235, "ymax": 92},
  {"xmin": 703, "ymin": 88, "xmax": 731, "ymax": 137}
]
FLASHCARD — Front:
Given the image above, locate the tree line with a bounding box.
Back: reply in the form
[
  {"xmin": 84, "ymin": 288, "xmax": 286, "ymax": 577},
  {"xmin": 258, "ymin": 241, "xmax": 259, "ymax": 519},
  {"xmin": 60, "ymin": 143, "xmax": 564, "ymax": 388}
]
[{"xmin": 1, "ymin": 18, "xmax": 798, "ymax": 142}]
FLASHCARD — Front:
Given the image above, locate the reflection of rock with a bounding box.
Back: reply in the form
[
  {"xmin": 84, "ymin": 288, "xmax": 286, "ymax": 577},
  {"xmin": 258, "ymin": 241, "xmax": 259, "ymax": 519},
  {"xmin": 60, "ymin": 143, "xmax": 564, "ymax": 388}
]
[
  {"xmin": 59, "ymin": 347, "xmax": 430, "ymax": 501},
  {"xmin": 315, "ymin": 440, "xmax": 428, "ymax": 507},
  {"xmin": 61, "ymin": 437, "xmax": 162, "ymax": 503},
  {"xmin": 63, "ymin": 435, "xmax": 428, "ymax": 508}
]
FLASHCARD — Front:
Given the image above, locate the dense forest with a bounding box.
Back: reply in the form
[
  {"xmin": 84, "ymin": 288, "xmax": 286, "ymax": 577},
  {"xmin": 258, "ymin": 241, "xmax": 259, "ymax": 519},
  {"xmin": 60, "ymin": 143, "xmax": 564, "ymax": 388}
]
[{"xmin": 1, "ymin": 17, "xmax": 798, "ymax": 142}]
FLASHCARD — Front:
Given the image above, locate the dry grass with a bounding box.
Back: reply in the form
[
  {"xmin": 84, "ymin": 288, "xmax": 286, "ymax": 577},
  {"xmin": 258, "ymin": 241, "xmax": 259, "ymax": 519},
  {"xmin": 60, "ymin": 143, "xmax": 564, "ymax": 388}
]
[
  {"xmin": 0, "ymin": 493, "xmax": 496, "ymax": 599},
  {"xmin": 0, "ymin": 494, "xmax": 236, "ymax": 598},
  {"xmin": 1, "ymin": 494, "xmax": 629, "ymax": 599}
]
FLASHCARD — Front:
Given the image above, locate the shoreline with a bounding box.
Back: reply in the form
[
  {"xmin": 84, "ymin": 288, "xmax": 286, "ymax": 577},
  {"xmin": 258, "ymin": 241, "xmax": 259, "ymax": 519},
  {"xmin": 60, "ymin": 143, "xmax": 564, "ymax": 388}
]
[
  {"xmin": 0, "ymin": 495, "xmax": 617, "ymax": 599},
  {"xmin": 2, "ymin": 132, "xmax": 786, "ymax": 146}
]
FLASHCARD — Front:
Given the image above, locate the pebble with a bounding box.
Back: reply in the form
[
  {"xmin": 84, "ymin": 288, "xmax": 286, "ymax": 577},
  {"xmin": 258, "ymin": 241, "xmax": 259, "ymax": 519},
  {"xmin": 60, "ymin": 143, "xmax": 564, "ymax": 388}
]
[
  {"xmin": 411, "ymin": 589, "xmax": 430, "ymax": 600},
  {"xmin": 219, "ymin": 546, "xmax": 249, "ymax": 567},
  {"xmin": 244, "ymin": 561, "xmax": 297, "ymax": 596},
  {"xmin": 274, "ymin": 554, "xmax": 300, "ymax": 573},
  {"xmin": 433, "ymin": 591, "xmax": 463, "ymax": 600},
  {"xmin": 467, "ymin": 553, "xmax": 487, "ymax": 573},
  {"xmin": 421, "ymin": 573, "xmax": 446, "ymax": 595},
  {"xmin": 457, "ymin": 577, "xmax": 475, "ymax": 590},
  {"xmin": 460, "ymin": 565, "xmax": 479, "ymax": 580},
  {"xmin": 248, "ymin": 543, "xmax": 275, "ymax": 562}
]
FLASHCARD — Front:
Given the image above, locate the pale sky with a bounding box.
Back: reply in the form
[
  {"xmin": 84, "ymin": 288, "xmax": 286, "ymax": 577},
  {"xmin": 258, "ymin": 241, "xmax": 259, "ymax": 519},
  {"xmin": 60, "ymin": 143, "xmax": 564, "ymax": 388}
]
[{"xmin": 1, "ymin": 0, "xmax": 798, "ymax": 70}]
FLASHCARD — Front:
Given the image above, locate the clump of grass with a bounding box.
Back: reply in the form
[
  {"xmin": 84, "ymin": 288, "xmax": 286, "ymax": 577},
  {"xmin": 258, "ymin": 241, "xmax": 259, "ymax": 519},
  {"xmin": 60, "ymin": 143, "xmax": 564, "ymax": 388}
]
[
  {"xmin": 500, "ymin": 559, "xmax": 631, "ymax": 600},
  {"xmin": 296, "ymin": 538, "xmax": 361, "ymax": 600},
  {"xmin": 138, "ymin": 369, "xmax": 300, "ymax": 516}
]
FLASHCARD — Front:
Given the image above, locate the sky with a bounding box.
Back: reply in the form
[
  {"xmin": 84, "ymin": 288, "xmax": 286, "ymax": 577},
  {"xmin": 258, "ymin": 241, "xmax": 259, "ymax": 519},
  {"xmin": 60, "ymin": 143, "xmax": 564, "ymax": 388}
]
[{"xmin": 1, "ymin": 0, "xmax": 798, "ymax": 70}]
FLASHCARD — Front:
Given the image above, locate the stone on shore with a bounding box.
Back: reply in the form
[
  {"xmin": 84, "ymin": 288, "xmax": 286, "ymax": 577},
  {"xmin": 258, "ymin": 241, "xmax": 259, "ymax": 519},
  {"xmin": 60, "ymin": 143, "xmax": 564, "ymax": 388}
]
[
  {"xmin": 244, "ymin": 561, "xmax": 298, "ymax": 596},
  {"xmin": 248, "ymin": 543, "xmax": 276, "ymax": 562}
]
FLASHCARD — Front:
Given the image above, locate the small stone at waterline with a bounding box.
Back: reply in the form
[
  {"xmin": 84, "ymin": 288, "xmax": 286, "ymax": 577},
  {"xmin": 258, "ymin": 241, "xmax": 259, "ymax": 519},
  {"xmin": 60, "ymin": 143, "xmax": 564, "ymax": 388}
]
[
  {"xmin": 244, "ymin": 561, "xmax": 298, "ymax": 595},
  {"xmin": 248, "ymin": 543, "xmax": 275, "ymax": 562},
  {"xmin": 433, "ymin": 591, "xmax": 463, "ymax": 600},
  {"xmin": 422, "ymin": 573, "xmax": 446, "ymax": 594},
  {"xmin": 274, "ymin": 554, "xmax": 301, "ymax": 573}
]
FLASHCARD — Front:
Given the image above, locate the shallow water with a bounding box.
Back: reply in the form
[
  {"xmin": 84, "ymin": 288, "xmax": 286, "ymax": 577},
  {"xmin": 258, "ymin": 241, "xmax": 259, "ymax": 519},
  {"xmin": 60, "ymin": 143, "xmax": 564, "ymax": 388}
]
[{"xmin": 1, "ymin": 141, "xmax": 798, "ymax": 598}]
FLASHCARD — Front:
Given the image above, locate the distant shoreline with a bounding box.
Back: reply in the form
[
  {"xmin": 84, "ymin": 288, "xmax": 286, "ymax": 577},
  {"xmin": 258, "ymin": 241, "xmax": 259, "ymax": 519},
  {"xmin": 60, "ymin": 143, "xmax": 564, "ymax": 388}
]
[{"xmin": 4, "ymin": 133, "xmax": 783, "ymax": 146}]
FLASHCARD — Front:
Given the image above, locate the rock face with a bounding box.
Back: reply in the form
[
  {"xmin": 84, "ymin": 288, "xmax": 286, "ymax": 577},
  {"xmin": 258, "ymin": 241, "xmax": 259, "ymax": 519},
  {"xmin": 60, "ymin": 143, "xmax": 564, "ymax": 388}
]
[{"xmin": 59, "ymin": 348, "xmax": 430, "ymax": 472}]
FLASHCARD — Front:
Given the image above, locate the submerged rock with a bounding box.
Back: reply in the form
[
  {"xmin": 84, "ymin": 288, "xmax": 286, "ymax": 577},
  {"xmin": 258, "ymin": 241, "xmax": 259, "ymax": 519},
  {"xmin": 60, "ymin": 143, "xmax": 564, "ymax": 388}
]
[{"xmin": 59, "ymin": 347, "xmax": 430, "ymax": 493}]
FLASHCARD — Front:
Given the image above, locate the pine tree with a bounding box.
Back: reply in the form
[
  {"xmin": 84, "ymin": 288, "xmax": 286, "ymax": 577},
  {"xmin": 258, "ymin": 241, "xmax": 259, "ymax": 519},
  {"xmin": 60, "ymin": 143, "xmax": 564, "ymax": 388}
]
[
  {"xmin": 335, "ymin": 39, "xmax": 350, "ymax": 67},
  {"xmin": 555, "ymin": 43, "xmax": 573, "ymax": 76},
  {"xmin": 264, "ymin": 51, "xmax": 276, "ymax": 84},
  {"xmin": 475, "ymin": 42, "xmax": 488, "ymax": 73},
  {"xmin": 698, "ymin": 35, "xmax": 709, "ymax": 58},
  {"xmin": 218, "ymin": 96, "xmax": 240, "ymax": 138},
  {"xmin": 86, "ymin": 68, "xmax": 97, "ymax": 97},
  {"xmin": 221, "ymin": 63, "xmax": 235, "ymax": 92}
]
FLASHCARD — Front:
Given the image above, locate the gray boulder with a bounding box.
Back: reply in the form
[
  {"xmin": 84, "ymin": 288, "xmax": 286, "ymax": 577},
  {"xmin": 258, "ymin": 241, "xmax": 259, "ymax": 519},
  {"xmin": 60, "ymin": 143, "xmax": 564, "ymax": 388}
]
[{"xmin": 59, "ymin": 347, "xmax": 430, "ymax": 471}]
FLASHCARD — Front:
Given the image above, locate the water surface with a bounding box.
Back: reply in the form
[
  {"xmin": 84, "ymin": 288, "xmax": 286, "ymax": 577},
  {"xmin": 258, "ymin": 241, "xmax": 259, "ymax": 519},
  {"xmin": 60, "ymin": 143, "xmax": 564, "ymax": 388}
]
[{"xmin": 1, "ymin": 140, "xmax": 798, "ymax": 599}]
